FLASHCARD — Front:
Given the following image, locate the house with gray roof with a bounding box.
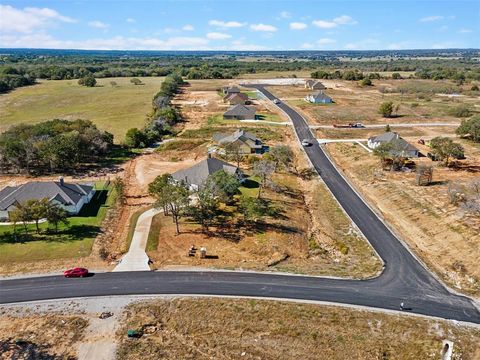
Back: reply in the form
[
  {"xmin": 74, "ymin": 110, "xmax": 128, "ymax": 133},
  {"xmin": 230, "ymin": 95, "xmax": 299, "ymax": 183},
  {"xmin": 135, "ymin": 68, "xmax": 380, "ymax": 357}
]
[
  {"xmin": 223, "ymin": 104, "xmax": 256, "ymax": 120},
  {"xmin": 0, "ymin": 178, "xmax": 95, "ymax": 221},
  {"xmin": 223, "ymin": 92, "xmax": 249, "ymax": 105},
  {"xmin": 223, "ymin": 86, "xmax": 241, "ymax": 95},
  {"xmin": 305, "ymin": 80, "xmax": 326, "ymax": 90},
  {"xmin": 367, "ymin": 132, "xmax": 419, "ymax": 158},
  {"xmin": 213, "ymin": 129, "xmax": 265, "ymax": 154},
  {"xmin": 305, "ymin": 91, "xmax": 333, "ymax": 104},
  {"xmin": 171, "ymin": 155, "xmax": 243, "ymax": 190}
]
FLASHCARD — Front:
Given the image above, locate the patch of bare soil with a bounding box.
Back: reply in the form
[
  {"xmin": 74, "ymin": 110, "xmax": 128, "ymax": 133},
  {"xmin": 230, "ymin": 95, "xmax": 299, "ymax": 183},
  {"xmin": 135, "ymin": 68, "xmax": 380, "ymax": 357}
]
[
  {"xmin": 326, "ymin": 140, "xmax": 480, "ymax": 296},
  {"xmin": 116, "ymin": 298, "xmax": 480, "ymax": 360},
  {"xmin": 0, "ymin": 313, "xmax": 88, "ymax": 359}
]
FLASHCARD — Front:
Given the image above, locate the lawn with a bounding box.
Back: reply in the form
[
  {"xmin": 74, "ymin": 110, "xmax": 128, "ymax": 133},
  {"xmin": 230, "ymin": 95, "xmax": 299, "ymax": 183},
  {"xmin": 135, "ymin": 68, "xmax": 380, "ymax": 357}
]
[
  {"xmin": 0, "ymin": 77, "xmax": 164, "ymax": 143},
  {"xmin": 0, "ymin": 182, "xmax": 117, "ymax": 264}
]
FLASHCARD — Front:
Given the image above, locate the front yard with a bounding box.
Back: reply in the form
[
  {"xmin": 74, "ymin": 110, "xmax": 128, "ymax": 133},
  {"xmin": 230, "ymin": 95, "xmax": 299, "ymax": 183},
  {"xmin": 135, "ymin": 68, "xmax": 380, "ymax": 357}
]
[{"xmin": 0, "ymin": 182, "xmax": 117, "ymax": 265}]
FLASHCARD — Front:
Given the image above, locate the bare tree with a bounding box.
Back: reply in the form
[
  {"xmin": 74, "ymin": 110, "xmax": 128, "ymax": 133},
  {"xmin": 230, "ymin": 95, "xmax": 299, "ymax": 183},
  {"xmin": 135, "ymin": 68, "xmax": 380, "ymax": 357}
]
[
  {"xmin": 253, "ymin": 160, "xmax": 276, "ymax": 199},
  {"xmin": 415, "ymin": 165, "xmax": 433, "ymax": 186}
]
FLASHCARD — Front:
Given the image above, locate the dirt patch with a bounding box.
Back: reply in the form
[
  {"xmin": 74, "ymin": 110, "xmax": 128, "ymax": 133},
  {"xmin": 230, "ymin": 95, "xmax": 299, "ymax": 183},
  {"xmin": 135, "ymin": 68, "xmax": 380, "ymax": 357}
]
[
  {"xmin": 0, "ymin": 313, "xmax": 88, "ymax": 359},
  {"xmin": 326, "ymin": 140, "xmax": 480, "ymax": 296},
  {"xmin": 116, "ymin": 298, "xmax": 480, "ymax": 360}
]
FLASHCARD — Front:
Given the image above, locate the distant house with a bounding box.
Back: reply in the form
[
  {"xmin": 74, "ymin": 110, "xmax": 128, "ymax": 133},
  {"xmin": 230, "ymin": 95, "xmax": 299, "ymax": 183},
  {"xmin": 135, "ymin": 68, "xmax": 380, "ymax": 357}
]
[
  {"xmin": 305, "ymin": 80, "xmax": 326, "ymax": 90},
  {"xmin": 223, "ymin": 86, "xmax": 241, "ymax": 95},
  {"xmin": 213, "ymin": 129, "xmax": 265, "ymax": 154},
  {"xmin": 305, "ymin": 91, "xmax": 333, "ymax": 104},
  {"xmin": 367, "ymin": 132, "xmax": 419, "ymax": 158},
  {"xmin": 223, "ymin": 92, "xmax": 249, "ymax": 105},
  {"xmin": 223, "ymin": 104, "xmax": 256, "ymax": 120},
  {"xmin": 0, "ymin": 178, "xmax": 95, "ymax": 221},
  {"xmin": 171, "ymin": 155, "xmax": 243, "ymax": 190}
]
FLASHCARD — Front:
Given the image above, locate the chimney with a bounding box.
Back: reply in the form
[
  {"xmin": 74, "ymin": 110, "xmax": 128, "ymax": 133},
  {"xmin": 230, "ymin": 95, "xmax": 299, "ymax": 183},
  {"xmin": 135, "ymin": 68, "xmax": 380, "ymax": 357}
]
[
  {"xmin": 59, "ymin": 176, "xmax": 64, "ymax": 186},
  {"xmin": 207, "ymin": 153, "xmax": 212, "ymax": 159}
]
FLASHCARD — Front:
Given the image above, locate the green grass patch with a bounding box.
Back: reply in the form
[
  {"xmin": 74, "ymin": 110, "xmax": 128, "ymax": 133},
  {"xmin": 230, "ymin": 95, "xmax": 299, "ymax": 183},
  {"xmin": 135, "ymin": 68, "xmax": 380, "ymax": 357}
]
[
  {"xmin": 255, "ymin": 112, "xmax": 283, "ymax": 122},
  {"xmin": 0, "ymin": 77, "xmax": 164, "ymax": 143},
  {"xmin": 146, "ymin": 212, "xmax": 163, "ymax": 252},
  {"xmin": 244, "ymin": 90, "xmax": 258, "ymax": 99},
  {"xmin": 0, "ymin": 182, "xmax": 117, "ymax": 264}
]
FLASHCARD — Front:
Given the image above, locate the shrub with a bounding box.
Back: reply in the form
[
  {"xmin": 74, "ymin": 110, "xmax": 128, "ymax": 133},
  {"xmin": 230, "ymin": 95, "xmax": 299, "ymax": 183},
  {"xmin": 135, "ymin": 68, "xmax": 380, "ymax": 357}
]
[{"xmin": 448, "ymin": 104, "xmax": 473, "ymax": 118}]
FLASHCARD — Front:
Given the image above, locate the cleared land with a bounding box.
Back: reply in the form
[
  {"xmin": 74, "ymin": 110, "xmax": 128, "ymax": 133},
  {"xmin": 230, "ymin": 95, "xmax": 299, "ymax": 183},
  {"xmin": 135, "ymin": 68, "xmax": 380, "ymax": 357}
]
[
  {"xmin": 268, "ymin": 79, "xmax": 478, "ymax": 127},
  {"xmin": 116, "ymin": 298, "xmax": 480, "ymax": 360},
  {"xmin": 0, "ymin": 77, "xmax": 164, "ymax": 142},
  {"xmin": 326, "ymin": 140, "xmax": 480, "ymax": 295},
  {"xmin": 138, "ymin": 81, "xmax": 381, "ymax": 277}
]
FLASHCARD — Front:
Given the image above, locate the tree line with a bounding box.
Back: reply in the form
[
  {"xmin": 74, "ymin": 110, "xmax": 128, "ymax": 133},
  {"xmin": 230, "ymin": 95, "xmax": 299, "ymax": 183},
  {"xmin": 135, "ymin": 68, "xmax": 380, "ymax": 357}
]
[
  {"xmin": 0, "ymin": 119, "xmax": 113, "ymax": 174},
  {"xmin": 124, "ymin": 73, "xmax": 183, "ymax": 148}
]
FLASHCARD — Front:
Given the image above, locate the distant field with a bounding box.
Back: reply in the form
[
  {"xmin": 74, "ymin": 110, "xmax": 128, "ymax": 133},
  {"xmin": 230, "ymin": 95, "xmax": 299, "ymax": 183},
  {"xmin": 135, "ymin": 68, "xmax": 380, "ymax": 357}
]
[{"xmin": 0, "ymin": 77, "xmax": 164, "ymax": 143}]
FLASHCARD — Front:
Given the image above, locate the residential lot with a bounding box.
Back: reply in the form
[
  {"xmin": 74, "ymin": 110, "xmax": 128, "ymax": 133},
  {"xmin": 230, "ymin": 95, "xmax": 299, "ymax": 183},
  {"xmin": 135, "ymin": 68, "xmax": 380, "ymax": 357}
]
[
  {"xmin": 116, "ymin": 298, "xmax": 480, "ymax": 360},
  {"xmin": 0, "ymin": 77, "xmax": 164, "ymax": 142}
]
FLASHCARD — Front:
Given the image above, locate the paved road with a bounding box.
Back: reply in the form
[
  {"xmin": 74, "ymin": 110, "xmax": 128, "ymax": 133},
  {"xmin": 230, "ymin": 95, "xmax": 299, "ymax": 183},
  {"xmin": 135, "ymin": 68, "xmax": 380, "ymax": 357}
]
[
  {"xmin": 1, "ymin": 85, "xmax": 479, "ymax": 324},
  {"xmin": 309, "ymin": 122, "xmax": 460, "ymax": 129}
]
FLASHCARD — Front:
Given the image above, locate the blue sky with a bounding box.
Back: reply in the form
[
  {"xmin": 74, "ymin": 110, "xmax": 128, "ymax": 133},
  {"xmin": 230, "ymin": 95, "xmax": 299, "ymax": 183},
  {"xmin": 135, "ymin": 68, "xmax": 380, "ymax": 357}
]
[{"xmin": 0, "ymin": 0, "xmax": 478, "ymax": 50}]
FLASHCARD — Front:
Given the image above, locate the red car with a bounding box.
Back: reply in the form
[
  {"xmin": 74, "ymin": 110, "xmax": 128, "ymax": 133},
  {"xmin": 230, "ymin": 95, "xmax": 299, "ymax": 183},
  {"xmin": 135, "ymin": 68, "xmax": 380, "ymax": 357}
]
[{"xmin": 64, "ymin": 267, "xmax": 89, "ymax": 278}]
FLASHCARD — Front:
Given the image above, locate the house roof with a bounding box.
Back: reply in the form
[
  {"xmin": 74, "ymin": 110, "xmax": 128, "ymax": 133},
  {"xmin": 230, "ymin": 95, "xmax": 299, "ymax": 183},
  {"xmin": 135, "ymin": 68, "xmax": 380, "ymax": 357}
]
[
  {"xmin": 308, "ymin": 91, "xmax": 331, "ymax": 100},
  {"xmin": 224, "ymin": 86, "xmax": 240, "ymax": 93},
  {"xmin": 305, "ymin": 79, "xmax": 315, "ymax": 86},
  {"xmin": 224, "ymin": 92, "xmax": 248, "ymax": 102},
  {"xmin": 311, "ymin": 81, "xmax": 326, "ymax": 89},
  {"xmin": 368, "ymin": 132, "xmax": 419, "ymax": 153},
  {"xmin": 213, "ymin": 129, "xmax": 262, "ymax": 149},
  {"xmin": 223, "ymin": 104, "xmax": 256, "ymax": 117},
  {"xmin": 0, "ymin": 181, "xmax": 94, "ymax": 211},
  {"xmin": 171, "ymin": 157, "xmax": 240, "ymax": 187}
]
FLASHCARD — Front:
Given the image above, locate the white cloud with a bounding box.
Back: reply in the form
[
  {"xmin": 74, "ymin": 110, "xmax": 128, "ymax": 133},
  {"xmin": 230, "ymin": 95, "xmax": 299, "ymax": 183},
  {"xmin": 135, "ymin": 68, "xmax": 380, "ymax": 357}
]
[
  {"xmin": 209, "ymin": 20, "xmax": 246, "ymax": 28},
  {"xmin": 332, "ymin": 15, "xmax": 357, "ymax": 25},
  {"xmin": 89, "ymin": 21, "xmax": 109, "ymax": 29},
  {"xmin": 126, "ymin": 18, "xmax": 136, "ymax": 23},
  {"xmin": 206, "ymin": 32, "xmax": 231, "ymax": 40},
  {"xmin": 312, "ymin": 14, "xmax": 357, "ymax": 29},
  {"xmin": 230, "ymin": 40, "xmax": 268, "ymax": 50},
  {"xmin": 250, "ymin": 23, "xmax": 278, "ymax": 32},
  {"xmin": 420, "ymin": 15, "xmax": 444, "ymax": 22},
  {"xmin": 0, "ymin": 5, "xmax": 76, "ymax": 33},
  {"xmin": 0, "ymin": 33, "xmax": 211, "ymax": 50},
  {"xmin": 182, "ymin": 24, "xmax": 194, "ymax": 31},
  {"xmin": 301, "ymin": 42, "xmax": 314, "ymax": 49},
  {"xmin": 290, "ymin": 22, "xmax": 307, "ymax": 30},
  {"xmin": 344, "ymin": 38, "xmax": 380, "ymax": 50},
  {"xmin": 279, "ymin": 11, "xmax": 291, "ymax": 19},
  {"xmin": 458, "ymin": 28, "xmax": 473, "ymax": 33},
  {"xmin": 317, "ymin": 38, "xmax": 336, "ymax": 45}
]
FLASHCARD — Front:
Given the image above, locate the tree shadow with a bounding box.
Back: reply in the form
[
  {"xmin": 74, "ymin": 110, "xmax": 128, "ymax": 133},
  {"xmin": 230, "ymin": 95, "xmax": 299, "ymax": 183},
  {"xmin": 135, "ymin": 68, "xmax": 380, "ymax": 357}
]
[
  {"xmin": 0, "ymin": 339, "xmax": 66, "ymax": 360},
  {"xmin": 0, "ymin": 225, "xmax": 100, "ymax": 244},
  {"xmin": 242, "ymin": 179, "xmax": 259, "ymax": 189}
]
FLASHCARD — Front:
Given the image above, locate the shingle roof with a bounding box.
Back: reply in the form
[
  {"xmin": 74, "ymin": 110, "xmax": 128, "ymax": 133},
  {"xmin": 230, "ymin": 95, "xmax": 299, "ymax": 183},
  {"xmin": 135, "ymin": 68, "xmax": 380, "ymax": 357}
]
[
  {"xmin": 309, "ymin": 91, "xmax": 331, "ymax": 100},
  {"xmin": 224, "ymin": 92, "xmax": 248, "ymax": 102},
  {"xmin": 0, "ymin": 181, "xmax": 94, "ymax": 211},
  {"xmin": 172, "ymin": 157, "xmax": 240, "ymax": 187},
  {"xmin": 225, "ymin": 86, "xmax": 240, "ymax": 93},
  {"xmin": 223, "ymin": 104, "xmax": 256, "ymax": 117},
  {"xmin": 311, "ymin": 81, "xmax": 326, "ymax": 89},
  {"xmin": 368, "ymin": 132, "xmax": 419, "ymax": 154},
  {"xmin": 213, "ymin": 129, "xmax": 262, "ymax": 149}
]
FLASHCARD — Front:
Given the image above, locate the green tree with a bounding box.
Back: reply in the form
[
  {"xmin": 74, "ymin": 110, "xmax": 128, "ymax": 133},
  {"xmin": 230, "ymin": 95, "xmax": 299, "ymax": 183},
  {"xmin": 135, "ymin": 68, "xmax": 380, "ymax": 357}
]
[
  {"xmin": 379, "ymin": 101, "xmax": 394, "ymax": 118},
  {"xmin": 456, "ymin": 116, "xmax": 480, "ymax": 143},
  {"xmin": 239, "ymin": 196, "xmax": 267, "ymax": 223},
  {"xmin": 28, "ymin": 198, "xmax": 49, "ymax": 234},
  {"xmin": 149, "ymin": 174, "xmax": 175, "ymax": 215},
  {"xmin": 46, "ymin": 204, "xmax": 69, "ymax": 233},
  {"xmin": 385, "ymin": 124, "xmax": 392, "ymax": 132},
  {"xmin": 373, "ymin": 143, "xmax": 393, "ymax": 168},
  {"xmin": 360, "ymin": 78, "xmax": 372, "ymax": 86},
  {"xmin": 112, "ymin": 177, "xmax": 126, "ymax": 205},
  {"xmin": 391, "ymin": 72, "xmax": 402, "ymax": 80},
  {"xmin": 224, "ymin": 142, "xmax": 244, "ymax": 168},
  {"xmin": 471, "ymin": 84, "xmax": 479, "ymax": 91},
  {"xmin": 253, "ymin": 160, "xmax": 276, "ymax": 199},
  {"xmin": 430, "ymin": 137, "xmax": 465, "ymax": 166},
  {"xmin": 449, "ymin": 105, "xmax": 472, "ymax": 118},
  {"xmin": 189, "ymin": 182, "xmax": 220, "ymax": 232},
  {"xmin": 130, "ymin": 78, "xmax": 143, "ymax": 85},
  {"xmin": 208, "ymin": 170, "xmax": 240, "ymax": 202},
  {"xmin": 9, "ymin": 204, "xmax": 31, "ymax": 234},
  {"xmin": 124, "ymin": 128, "xmax": 146, "ymax": 148},
  {"xmin": 78, "ymin": 74, "xmax": 96, "ymax": 87}
]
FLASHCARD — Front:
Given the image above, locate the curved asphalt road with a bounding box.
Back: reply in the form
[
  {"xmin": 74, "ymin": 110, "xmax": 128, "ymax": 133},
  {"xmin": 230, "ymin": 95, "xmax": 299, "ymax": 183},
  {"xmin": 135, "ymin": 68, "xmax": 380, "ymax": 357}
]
[{"xmin": 0, "ymin": 85, "xmax": 479, "ymax": 324}]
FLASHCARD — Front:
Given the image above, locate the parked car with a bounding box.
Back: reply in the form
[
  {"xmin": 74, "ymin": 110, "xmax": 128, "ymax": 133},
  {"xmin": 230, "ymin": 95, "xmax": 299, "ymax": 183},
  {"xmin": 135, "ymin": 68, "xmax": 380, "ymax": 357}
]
[
  {"xmin": 350, "ymin": 123, "xmax": 365, "ymax": 128},
  {"xmin": 301, "ymin": 139, "xmax": 312, "ymax": 146},
  {"xmin": 64, "ymin": 267, "xmax": 89, "ymax": 278},
  {"xmin": 273, "ymin": 99, "xmax": 281, "ymax": 104}
]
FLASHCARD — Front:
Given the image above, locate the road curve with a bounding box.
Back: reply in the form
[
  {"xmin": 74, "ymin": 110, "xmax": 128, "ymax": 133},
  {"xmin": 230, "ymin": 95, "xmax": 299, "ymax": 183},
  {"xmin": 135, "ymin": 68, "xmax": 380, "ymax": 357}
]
[{"xmin": 0, "ymin": 85, "xmax": 479, "ymax": 325}]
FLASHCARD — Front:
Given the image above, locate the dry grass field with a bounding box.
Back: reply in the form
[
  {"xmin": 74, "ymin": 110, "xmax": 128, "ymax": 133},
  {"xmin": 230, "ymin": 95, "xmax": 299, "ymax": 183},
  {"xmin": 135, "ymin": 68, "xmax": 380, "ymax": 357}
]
[
  {"xmin": 0, "ymin": 76, "xmax": 164, "ymax": 142},
  {"xmin": 116, "ymin": 298, "xmax": 480, "ymax": 360},
  {"xmin": 326, "ymin": 140, "xmax": 480, "ymax": 295}
]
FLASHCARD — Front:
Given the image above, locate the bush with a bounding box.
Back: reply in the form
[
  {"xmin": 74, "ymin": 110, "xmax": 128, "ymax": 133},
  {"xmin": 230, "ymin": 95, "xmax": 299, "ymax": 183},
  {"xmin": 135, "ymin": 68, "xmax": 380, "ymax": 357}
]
[
  {"xmin": 379, "ymin": 101, "xmax": 394, "ymax": 118},
  {"xmin": 456, "ymin": 115, "xmax": 480, "ymax": 142},
  {"xmin": 78, "ymin": 74, "xmax": 96, "ymax": 87},
  {"xmin": 448, "ymin": 104, "xmax": 473, "ymax": 118},
  {"xmin": 360, "ymin": 78, "xmax": 372, "ymax": 86}
]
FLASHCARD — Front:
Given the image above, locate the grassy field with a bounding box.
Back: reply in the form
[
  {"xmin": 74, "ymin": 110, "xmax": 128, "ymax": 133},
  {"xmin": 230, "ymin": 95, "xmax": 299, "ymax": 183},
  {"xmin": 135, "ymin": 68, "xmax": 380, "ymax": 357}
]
[
  {"xmin": 0, "ymin": 77, "xmax": 164, "ymax": 143},
  {"xmin": 117, "ymin": 298, "xmax": 480, "ymax": 360},
  {"xmin": 0, "ymin": 182, "xmax": 117, "ymax": 264}
]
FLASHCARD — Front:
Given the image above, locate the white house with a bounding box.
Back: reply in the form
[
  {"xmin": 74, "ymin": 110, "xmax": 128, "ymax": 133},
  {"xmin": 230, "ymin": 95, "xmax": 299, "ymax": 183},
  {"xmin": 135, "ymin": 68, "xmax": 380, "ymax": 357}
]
[
  {"xmin": 0, "ymin": 178, "xmax": 95, "ymax": 221},
  {"xmin": 305, "ymin": 91, "xmax": 333, "ymax": 104}
]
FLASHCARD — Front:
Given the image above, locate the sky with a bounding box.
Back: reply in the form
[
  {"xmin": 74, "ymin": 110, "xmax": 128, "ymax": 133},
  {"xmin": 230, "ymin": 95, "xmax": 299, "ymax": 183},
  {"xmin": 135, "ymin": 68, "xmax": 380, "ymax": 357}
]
[{"xmin": 0, "ymin": 0, "xmax": 479, "ymax": 51}]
